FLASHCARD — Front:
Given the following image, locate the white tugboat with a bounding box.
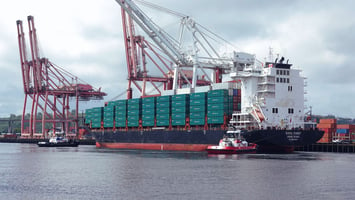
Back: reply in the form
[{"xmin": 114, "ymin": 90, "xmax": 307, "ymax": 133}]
[
  {"xmin": 228, "ymin": 50, "xmax": 324, "ymax": 153},
  {"xmin": 38, "ymin": 129, "xmax": 79, "ymax": 147}
]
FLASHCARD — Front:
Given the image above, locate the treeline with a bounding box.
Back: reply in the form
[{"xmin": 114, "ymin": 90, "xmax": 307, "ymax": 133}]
[{"xmin": 0, "ymin": 111, "xmax": 85, "ymax": 133}]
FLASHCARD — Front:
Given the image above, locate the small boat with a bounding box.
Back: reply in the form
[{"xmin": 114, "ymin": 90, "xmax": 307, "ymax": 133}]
[
  {"xmin": 206, "ymin": 130, "xmax": 257, "ymax": 154},
  {"xmin": 38, "ymin": 129, "xmax": 79, "ymax": 147},
  {"xmin": 38, "ymin": 136, "xmax": 80, "ymax": 147}
]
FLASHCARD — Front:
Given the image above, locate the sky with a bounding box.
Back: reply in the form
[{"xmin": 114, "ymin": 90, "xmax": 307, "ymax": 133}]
[{"xmin": 0, "ymin": 0, "xmax": 354, "ymax": 118}]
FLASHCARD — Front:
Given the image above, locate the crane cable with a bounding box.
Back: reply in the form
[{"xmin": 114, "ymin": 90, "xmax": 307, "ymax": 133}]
[{"xmin": 134, "ymin": 0, "xmax": 186, "ymax": 18}]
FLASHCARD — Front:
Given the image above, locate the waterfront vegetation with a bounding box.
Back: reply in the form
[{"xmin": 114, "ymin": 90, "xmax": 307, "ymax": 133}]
[{"xmin": 0, "ymin": 111, "xmax": 85, "ymax": 133}]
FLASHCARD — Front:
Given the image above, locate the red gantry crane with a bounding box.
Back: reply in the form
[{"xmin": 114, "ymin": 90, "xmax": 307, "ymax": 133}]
[
  {"xmin": 16, "ymin": 16, "xmax": 106, "ymax": 138},
  {"xmin": 116, "ymin": 0, "xmax": 235, "ymax": 99}
]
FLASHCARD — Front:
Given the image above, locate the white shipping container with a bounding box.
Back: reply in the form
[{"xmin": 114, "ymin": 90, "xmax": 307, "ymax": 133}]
[
  {"xmin": 194, "ymin": 85, "xmax": 211, "ymax": 93},
  {"xmin": 212, "ymin": 82, "xmax": 232, "ymax": 90},
  {"xmin": 176, "ymin": 88, "xmax": 192, "ymax": 95},
  {"xmin": 161, "ymin": 89, "xmax": 175, "ymax": 96}
]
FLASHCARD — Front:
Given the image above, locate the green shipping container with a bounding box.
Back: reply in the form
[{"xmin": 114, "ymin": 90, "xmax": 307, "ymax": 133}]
[
  {"xmin": 156, "ymin": 113, "xmax": 170, "ymax": 120},
  {"xmin": 127, "ymin": 109, "xmax": 141, "ymax": 116},
  {"xmin": 91, "ymin": 122, "xmax": 101, "ymax": 128},
  {"xmin": 128, "ymin": 104, "xmax": 141, "ymax": 110},
  {"xmin": 142, "ymin": 115, "xmax": 155, "ymax": 121},
  {"xmin": 172, "ymin": 101, "xmax": 188, "ymax": 107},
  {"xmin": 207, "ymin": 103, "xmax": 229, "ymax": 111},
  {"xmin": 142, "ymin": 103, "xmax": 155, "ymax": 110},
  {"xmin": 171, "ymin": 106, "xmax": 188, "ymax": 113},
  {"xmin": 104, "ymin": 112, "xmax": 114, "ymax": 118},
  {"xmin": 207, "ymin": 96, "xmax": 229, "ymax": 103},
  {"xmin": 207, "ymin": 116, "xmax": 225, "ymax": 124},
  {"xmin": 85, "ymin": 113, "xmax": 92, "ymax": 119},
  {"xmin": 115, "ymin": 110, "xmax": 126, "ymax": 116},
  {"xmin": 207, "ymin": 109, "xmax": 226, "ymax": 117},
  {"xmin": 104, "ymin": 121, "xmax": 114, "ymax": 128},
  {"xmin": 156, "ymin": 101, "xmax": 170, "ymax": 108},
  {"xmin": 190, "ymin": 92, "xmax": 206, "ymax": 100},
  {"xmin": 156, "ymin": 119, "xmax": 170, "ymax": 126},
  {"xmin": 190, "ymin": 105, "xmax": 206, "ymax": 112},
  {"xmin": 115, "ymin": 116, "xmax": 126, "ymax": 122},
  {"xmin": 190, "ymin": 98, "xmax": 206, "ymax": 106},
  {"xmin": 190, "ymin": 118, "xmax": 205, "ymax": 125},
  {"xmin": 91, "ymin": 107, "xmax": 103, "ymax": 113},
  {"xmin": 115, "ymin": 104, "xmax": 127, "ymax": 111},
  {"xmin": 156, "ymin": 95, "xmax": 171, "ymax": 103},
  {"xmin": 115, "ymin": 121, "xmax": 126, "ymax": 128},
  {"xmin": 85, "ymin": 109, "xmax": 94, "ymax": 115},
  {"xmin": 127, "ymin": 115, "xmax": 140, "ymax": 121},
  {"xmin": 207, "ymin": 89, "xmax": 228, "ymax": 97},
  {"xmin": 190, "ymin": 112, "xmax": 205, "ymax": 119},
  {"xmin": 108, "ymin": 99, "xmax": 127, "ymax": 106},
  {"xmin": 92, "ymin": 112, "xmax": 103, "ymax": 119},
  {"xmin": 172, "ymin": 94, "xmax": 189, "ymax": 101},
  {"xmin": 142, "ymin": 120, "xmax": 155, "ymax": 127},
  {"xmin": 172, "ymin": 119, "xmax": 186, "ymax": 126},
  {"xmin": 103, "ymin": 118, "xmax": 114, "ymax": 123},
  {"xmin": 156, "ymin": 107, "xmax": 170, "ymax": 114},
  {"xmin": 104, "ymin": 106, "xmax": 115, "ymax": 112},
  {"xmin": 127, "ymin": 121, "xmax": 139, "ymax": 127},
  {"xmin": 142, "ymin": 97, "xmax": 156, "ymax": 104},
  {"xmin": 142, "ymin": 109, "xmax": 155, "ymax": 115},
  {"xmin": 172, "ymin": 113, "xmax": 186, "ymax": 119},
  {"xmin": 106, "ymin": 101, "xmax": 116, "ymax": 107},
  {"xmin": 128, "ymin": 98, "xmax": 142, "ymax": 105},
  {"xmin": 91, "ymin": 117, "xmax": 102, "ymax": 123},
  {"xmin": 104, "ymin": 116, "xmax": 114, "ymax": 121}
]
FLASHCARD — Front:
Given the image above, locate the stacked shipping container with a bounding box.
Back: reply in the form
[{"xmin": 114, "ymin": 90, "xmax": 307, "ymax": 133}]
[
  {"xmin": 316, "ymin": 119, "xmax": 355, "ymax": 143},
  {"xmin": 189, "ymin": 92, "xmax": 207, "ymax": 126},
  {"xmin": 114, "ymin": 100, "xmax": 127, "ymax": 128},
  {"xmin": 103, "ymin": 105, "xmax": 115, "ymax": 128},
  {"xmin": 142, "ymin": 97, "xmax": 156, "ymax": 127},
  {"xmin": 85, "ymin": 107, "xmax": 103, "ymax": 128},
  {"xmin": 156, "ymin": 96, "xmax": 171, "ymax": 126},
  {"xmin": 171, "ymin": 94, "xmax": 189, "ymax": 126},
  {"xmin": 127, "ymin": 98, "xmax": 141, "ymax": 127},
  {"xmin": 317, "ymin": 119, "xmax": 336, "ymax": 143},
  {"xmin": 207, "ymin": 90, "xmax": 229, "ymax": 124},
  {"xmin": 232, "ymin": 89, "xmax": 241, "ymax": 112},
  {"xmin": 336, "ymin": 124, "xmax": 355, "ymax": 142},
  {"xmin": 85, "ymin": 88, "xmax": 242, "ymax": 129}
]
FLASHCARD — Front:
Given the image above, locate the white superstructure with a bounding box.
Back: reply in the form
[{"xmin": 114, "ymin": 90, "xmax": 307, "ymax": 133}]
[{"xmin": 229, "ymin": 52, "xmax": 305, "ymax": 130}]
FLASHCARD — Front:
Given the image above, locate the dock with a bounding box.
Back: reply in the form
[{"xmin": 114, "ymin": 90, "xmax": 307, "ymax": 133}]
[
  {"xmin": 0, "ymin": 138, "xmax": 96, "ymax": 145},
  {"xmin": 295, "ymin": 143, "xmax": 355, "ymax": 153}
]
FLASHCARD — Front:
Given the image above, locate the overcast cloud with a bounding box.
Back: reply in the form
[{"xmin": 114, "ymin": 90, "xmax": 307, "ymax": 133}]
[{"xmin": 0, "ymin": 0, "xmax": 354, "ymax": 118}]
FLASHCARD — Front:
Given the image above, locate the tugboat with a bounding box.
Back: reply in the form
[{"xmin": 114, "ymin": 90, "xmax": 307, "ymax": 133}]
[
  {"xmin": 38, "ymin": 129, "xmax": 79, "ymax": 147},
  {"xmin": 206, "ymin": 129, "xmax": 257, "ymax": 154}
]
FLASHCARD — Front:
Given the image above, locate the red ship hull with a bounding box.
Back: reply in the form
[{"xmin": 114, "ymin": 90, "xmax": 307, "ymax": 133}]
[{"xmin": 96, "ymin": 142, "xmax": 210, "ymax": 151}]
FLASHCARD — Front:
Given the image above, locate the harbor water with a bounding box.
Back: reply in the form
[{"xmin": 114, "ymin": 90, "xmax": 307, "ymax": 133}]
[{"xmin": 0, "ymin": 143, "xmax": 354, "ymax": 200}]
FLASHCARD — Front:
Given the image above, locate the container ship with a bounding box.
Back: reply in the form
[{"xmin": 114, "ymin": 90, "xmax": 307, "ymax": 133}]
[
  {"xmin": 86, "ymin": 52, "xmax": 323, "ymax": 153},
  {"xmin": 84, "ymin": 0, "xmax": 323, "ymax": 153}
]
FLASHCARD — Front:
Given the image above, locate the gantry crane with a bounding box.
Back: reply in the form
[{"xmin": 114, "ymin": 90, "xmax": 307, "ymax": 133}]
[
  {"xmin": 16, "ymin": 16, "xmax": 106, "ymax": 138},
  {"xmin": 115, "ymin": 0, "xmax": 236, "ymax": 99}
]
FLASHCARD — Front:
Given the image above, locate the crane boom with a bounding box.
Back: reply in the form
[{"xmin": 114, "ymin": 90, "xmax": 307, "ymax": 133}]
[{"xmin": 115, "ymin": 0, "xmax": 188, "ymax": 66}]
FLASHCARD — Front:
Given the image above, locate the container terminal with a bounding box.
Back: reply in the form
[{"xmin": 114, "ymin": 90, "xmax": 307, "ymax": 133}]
[{"xmin": 1, "ymin": 0, "xmax": 354, "ymax": 153}]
